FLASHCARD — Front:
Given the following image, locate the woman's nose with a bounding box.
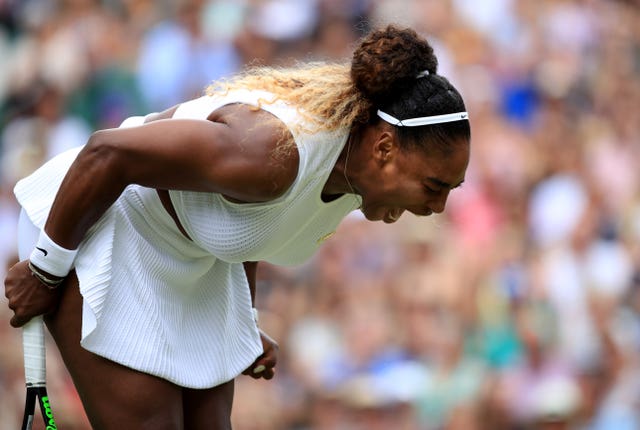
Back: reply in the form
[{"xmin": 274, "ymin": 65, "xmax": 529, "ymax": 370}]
[{"xmin": 431, "ymin": 190, "xmax": 450, "ymax": 214}]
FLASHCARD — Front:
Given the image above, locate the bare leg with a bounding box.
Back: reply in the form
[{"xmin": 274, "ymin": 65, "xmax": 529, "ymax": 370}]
[
  {"xmin": 45, "ymin": 274, "xmax": 185, "ymax": 430},
  {"xmin": 182, "ymin": 380, "xmax": 235, "ymax": 430}
]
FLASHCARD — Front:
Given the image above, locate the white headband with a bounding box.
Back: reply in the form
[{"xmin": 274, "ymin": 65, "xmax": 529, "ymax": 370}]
[{"xmin": 377, "ymin": 110, "xmax": 469, "ymax": 127}]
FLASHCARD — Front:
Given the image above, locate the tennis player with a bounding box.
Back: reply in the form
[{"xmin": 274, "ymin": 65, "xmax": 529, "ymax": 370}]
[{"xmin": 5, "ymin": 25, "xmax": 470, "ymax": 429}]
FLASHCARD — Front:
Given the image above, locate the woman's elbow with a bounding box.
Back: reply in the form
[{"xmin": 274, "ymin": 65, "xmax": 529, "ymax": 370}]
[
  {"xmin": 78, "ymin": 130, "xmax": 122, "ymax": 176},
  {"xmin": 85, "ymin": 130, "xmax": 111, "ymax": 152}
]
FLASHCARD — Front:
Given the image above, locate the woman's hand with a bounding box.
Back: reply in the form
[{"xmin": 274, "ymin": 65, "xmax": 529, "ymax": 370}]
[
  {"xmin": 4, "ymin": 260, "xmax": 63, "ymax": 327},
  {"xmin": 242, "ymin": 329, "xmax": 279, "ymax": 380}
]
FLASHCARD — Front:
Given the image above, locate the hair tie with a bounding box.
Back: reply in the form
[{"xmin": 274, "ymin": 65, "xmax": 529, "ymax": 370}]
[{"xmin": 416, "ymin": 70, "xmax": 430, "ymax": 78}]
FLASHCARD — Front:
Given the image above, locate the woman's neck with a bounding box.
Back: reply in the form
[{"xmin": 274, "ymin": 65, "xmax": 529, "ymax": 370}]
[{"xmin": 322, "ymin": 131, "xmax": 359, "ymax": 199}]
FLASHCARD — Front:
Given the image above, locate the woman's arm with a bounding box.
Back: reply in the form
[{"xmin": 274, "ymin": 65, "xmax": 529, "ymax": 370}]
[
  {"xmin": 242, "ymin": 260, "xmax": 279, "ymax": 380},
  {"xmin": 243, "ymin": 261, "xmax": 259, "ymax": 305},
  {"xmin": 45, "ymin": 105, "xmax": 299, "ymax": 249}
]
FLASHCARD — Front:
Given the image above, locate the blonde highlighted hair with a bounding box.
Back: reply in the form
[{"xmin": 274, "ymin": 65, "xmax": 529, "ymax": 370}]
[{"xmin": 206, "ymin": 62, "xmax": 372, "ymax": 134}]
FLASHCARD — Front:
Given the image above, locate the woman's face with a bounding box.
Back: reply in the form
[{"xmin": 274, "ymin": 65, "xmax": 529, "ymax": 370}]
[{"xmin": 357, "ymin": 132, "xmax": 469, "ymax": 223}]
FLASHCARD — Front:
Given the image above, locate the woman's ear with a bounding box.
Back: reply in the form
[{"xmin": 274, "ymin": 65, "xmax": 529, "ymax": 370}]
[{"xmin": 372, "ymin": 130, "xmax": 397, "ymax": 164}]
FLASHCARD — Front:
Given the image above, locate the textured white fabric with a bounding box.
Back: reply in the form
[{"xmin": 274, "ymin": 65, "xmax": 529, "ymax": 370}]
[
  {"xmin": 13, "ymin": 90, "xmax": 361, "ymax": 388},
  {"xmin": 170, "ymin": 90, "xmax": 362, "ymax": 265}
]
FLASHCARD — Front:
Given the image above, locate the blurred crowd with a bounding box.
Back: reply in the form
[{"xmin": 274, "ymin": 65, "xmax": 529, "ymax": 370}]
[{"xmin": 1, "ymin": 0, "xmax": 639, "ymax": 429}]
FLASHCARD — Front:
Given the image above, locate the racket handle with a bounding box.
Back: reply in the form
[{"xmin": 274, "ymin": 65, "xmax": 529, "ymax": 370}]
[{"xmin": 23, "ymin": 316, "xmax": 46, "ymax": 387}]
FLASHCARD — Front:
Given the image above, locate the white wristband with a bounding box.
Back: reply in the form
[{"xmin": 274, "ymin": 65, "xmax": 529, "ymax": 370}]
[
  {"xmin": 251, "ymin": 308, "xmax": 259, "ymax": 324},
  {"xmin": 29, "ymin": 230, "xmax": 78, "ymax": 277}
]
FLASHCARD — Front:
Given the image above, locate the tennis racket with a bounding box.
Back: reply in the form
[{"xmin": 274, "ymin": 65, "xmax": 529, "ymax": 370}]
[{"xmin": 21, "ymin": 316, "xmax": 58, "ymax": 430}]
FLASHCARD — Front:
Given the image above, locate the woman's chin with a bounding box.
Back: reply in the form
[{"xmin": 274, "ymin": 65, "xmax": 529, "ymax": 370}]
[{"xmin": 360, "ymin": 208, "xmax": 386, "ymax": 222}]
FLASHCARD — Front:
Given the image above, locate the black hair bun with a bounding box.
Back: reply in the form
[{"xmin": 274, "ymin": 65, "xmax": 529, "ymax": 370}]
[{"xmin": 351, "ymin": 25, "xmax": 438, "ymax": 105}]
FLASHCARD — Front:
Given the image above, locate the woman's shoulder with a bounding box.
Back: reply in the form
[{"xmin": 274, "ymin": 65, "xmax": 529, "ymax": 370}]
[
  {"xmin": 207, "ymin": 103, "xmax": 300, "ymax": 203},
  {"xmin": 173, "ymin": 89, "xmax": 299, "ymax": 124}
]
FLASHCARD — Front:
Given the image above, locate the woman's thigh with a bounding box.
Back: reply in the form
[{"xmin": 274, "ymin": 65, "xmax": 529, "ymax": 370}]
[
  {"xmin": 45, "ymin": 276, "xmax": 185, "ymax": 430},
  {"xmin": 182, "ymin": 380, "xmax": 235, "ymax": 430}
]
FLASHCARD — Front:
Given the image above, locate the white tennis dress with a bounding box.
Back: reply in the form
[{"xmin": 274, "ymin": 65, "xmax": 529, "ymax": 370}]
[{"xmin": 14, "ymin": 90, "xmax": 361, "ymax": 388}]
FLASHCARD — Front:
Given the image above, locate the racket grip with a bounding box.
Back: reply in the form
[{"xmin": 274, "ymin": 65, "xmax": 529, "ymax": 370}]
[{"xmin": 23, "ymin": 316, "xmax": 46, "ymax": 387}]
